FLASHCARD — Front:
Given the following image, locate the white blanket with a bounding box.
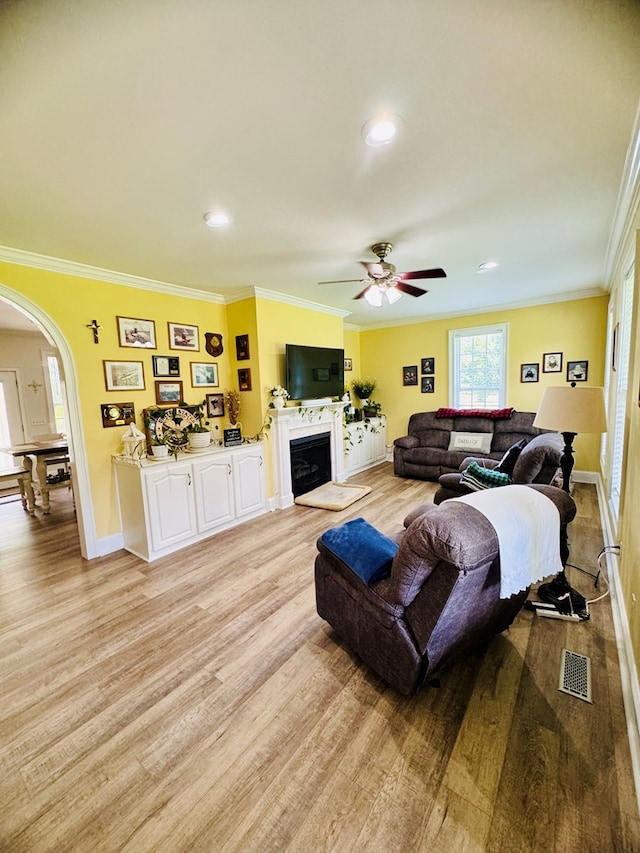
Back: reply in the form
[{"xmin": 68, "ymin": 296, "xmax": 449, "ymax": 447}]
[{"xmin": 452, "ymin": 485, "xmax": 563, "ymax": 598}]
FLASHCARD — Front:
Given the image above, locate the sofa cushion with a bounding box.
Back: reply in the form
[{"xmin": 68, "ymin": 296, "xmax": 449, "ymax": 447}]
[
  {"xmin": 495, "ymin": 438, "xmax": 527, "ymax": 475},
  {"xmin": 448, "ymin": 431, "xmax": 493, "ymax": 454},
  {"xmin": 318, "ymin": 518, "xmax": 398, "ymax": 584},
  {"xmin": 460, "ymin": 460, "xmax": 512, "ymax": 491}
]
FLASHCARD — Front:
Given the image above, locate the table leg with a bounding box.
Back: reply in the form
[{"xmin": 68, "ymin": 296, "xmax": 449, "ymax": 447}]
[
  {"xmin": 35, "ymin": 455, "xmax": 51, "ymax": 513},
  {"xmin": 21, "ymin": 457, "xmax": 36, "ymax": 515}
]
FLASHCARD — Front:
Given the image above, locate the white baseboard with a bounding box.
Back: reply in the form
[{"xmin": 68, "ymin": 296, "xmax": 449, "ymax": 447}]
[
  {"xmin": 95, "ymin": 532, "xmax": 124, "ymax": 556},
  {"xmin": 594, "ymin": 474, "xmax": 640, "ymax": 815}
]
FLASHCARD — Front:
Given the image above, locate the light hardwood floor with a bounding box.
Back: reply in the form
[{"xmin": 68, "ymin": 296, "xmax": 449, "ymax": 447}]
[{"xmin": 1, "ymin": 465, "xmax": 639, "ymax": 852}]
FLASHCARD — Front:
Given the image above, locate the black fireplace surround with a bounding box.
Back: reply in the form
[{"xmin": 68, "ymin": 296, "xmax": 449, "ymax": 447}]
[{"xmin": 290, "ymin": 432, "xmax": 331, "ymax": 497}]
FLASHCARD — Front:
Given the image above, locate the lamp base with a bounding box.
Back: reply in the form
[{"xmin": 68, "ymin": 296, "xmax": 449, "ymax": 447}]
[{"xmin": 536, "ymin": 571, "xmax": 589, "ymax": 621}]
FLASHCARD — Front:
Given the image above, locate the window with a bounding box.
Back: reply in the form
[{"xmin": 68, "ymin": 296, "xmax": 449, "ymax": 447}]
[
  {"xmin": 45, "ymin": 353, "xmax": 67, "ymax": 434},
  {"xmin": 609, "ymin": 264, "xmax": 634, "ymax": 522},
  {"xmin": 449, "ymin": 324, "xmax": 508, "ymax": 409}
]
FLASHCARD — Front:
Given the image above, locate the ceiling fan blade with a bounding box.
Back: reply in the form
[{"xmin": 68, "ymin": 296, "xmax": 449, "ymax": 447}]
[
  {"xmin": 353, "ymin": 286, "xmax": 372, "ymax": 300},
  {"xmin": 360, "ymin": 261, "xmax": 386, "ymax": 278},
  {"xmin": 318, "ymin": 278, "xmax": 365, "ymax": 285},
  {"xmin": 395, "ymin": 281, "xmax": 429, "ymax": 298},
  {"xmin": 400, "ymin": 268, "xmax": 447, "ymax": 280}
]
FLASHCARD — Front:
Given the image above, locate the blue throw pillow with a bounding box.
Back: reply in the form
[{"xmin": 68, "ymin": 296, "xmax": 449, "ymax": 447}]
[{"xmin": 319, "ymin": 518, "xmax": 398, "ymax": 584}]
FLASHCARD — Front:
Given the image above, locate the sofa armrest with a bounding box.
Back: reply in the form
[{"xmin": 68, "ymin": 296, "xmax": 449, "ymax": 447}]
[
  {"xmin": 394, "ymin": 435, "xmax": 419, "ymax": 449},
  {"xmin": 459, "ymin": 455, "xmax": 499, "ymax": 472}
]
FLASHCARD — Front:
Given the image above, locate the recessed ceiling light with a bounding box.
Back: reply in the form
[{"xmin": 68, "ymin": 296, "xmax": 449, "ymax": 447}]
[
  {"xmin": 203, "ymin": 211, "xmax": 232, "ymax": 228},
  {"xmin": 477, "ymin": 261, "xmax": 499, "ymax": 273},
  {"xmin": 362, "ymin": 114, "xmax": 403, "ymax": 147}
]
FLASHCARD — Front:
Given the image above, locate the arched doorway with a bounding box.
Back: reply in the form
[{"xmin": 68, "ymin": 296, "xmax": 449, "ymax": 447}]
[{"xmin": 0, "ymin": 284, "xmax": 96, "ymax": 559}]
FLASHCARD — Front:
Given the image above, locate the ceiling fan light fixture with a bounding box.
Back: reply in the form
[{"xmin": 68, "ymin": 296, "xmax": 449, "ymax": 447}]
[
  {"xmin": 364, "ymin": 285, "xmax": 384, "ymax": 306},
  {"xmin": 386, "ymin": 286, "xmax": 402, "ymax": 304},
  {"xmin": 203, "ymin": 210, "xmax": 232, "ymax": 228},
  {"xmin": 362, "ymin": 114, "xmax": 403, "ymax": 147}
]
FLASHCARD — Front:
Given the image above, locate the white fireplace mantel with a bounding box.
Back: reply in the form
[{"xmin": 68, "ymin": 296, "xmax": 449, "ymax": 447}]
[{"xmin": 270, "ymin": 401, "xmax": 347, "ymax": 509}]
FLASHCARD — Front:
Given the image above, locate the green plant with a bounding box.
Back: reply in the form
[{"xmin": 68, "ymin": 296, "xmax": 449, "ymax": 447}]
[
  {"xmin": 351, "ymin": 377, "xmax": 377, "ymax": 400},
  {"xmin": 363, "ymin": 399, "xmax": 382, "ymax": 416}
]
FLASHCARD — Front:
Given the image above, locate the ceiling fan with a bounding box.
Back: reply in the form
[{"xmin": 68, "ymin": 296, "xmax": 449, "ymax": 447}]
[{"xmin": 318, "ymin": 242, "xmax": 446, "ymax": 306}]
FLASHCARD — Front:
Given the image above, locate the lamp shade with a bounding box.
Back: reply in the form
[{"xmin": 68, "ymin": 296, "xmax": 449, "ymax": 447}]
[{"xmin": 533, "ymin": 385, "xmax": 607, "ymax": 434}]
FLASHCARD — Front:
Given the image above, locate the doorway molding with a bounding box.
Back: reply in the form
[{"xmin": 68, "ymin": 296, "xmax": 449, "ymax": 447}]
[{"xmin": 0, "ymin": 283, "xmax": 97, "ymax": 559}]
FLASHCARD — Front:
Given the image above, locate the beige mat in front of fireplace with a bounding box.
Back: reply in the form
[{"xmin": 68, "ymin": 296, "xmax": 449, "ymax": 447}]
[{"xmin": 294, "ymin": 482, "xmax": 372, "ymax": 511}]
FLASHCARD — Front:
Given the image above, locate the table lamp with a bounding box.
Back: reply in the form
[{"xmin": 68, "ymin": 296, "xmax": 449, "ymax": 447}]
[
  {"xmin": 531, "ymin": 383, "xmax": 607, "ymax": 619},
  {"xmin": 533, "ymin": 383, "xmax": 607, "ymax": 492}
]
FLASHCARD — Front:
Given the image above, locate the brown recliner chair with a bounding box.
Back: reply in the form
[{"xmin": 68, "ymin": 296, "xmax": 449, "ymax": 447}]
[
  {"xmin": 315, "ymin": 484, "xmax": 576, "ymax": 695},
  {"xmin": 433, "ymin": 432, "xmax": 564, "ymax": 504}
]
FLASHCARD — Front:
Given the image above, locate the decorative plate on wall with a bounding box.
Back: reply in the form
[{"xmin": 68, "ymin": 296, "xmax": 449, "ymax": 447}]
[{"xmin": 142, "ymin": 406, "xmax": 200, "ymax": 451}]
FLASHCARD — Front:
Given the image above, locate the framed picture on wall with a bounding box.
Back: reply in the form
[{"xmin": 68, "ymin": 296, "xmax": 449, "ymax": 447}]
[
  {"xmin": 103, "ymin": 360, "xmax": 145, "ymax": 391},
  {"xmin": 238, "ymin": 368, "xmax": 252, "ymax": 391},
  {"xmin": 421, "ymin": 376, "xmax": 435, "ymax": 393},
  {"xmin": 567, "ymin": 360, "xmax": 588, "ymax": 382},
  {"xmin": 116, "ymin": 316, "xmax": 156, "ymax": 349},
  {"xmin": 155, "ymin": 381, "xmax": 183, "ymax": 405},
  {"xmin": 542, "ymin": 352, "xmax": 562, "ymax": 373},
  {"xmin": 168, "ymin": 322, "xmax": 199, "ymax": 351},
  {"xmin": 236, "ymin": 334, "xmax": 250, "ymax": 360},
  {"xmin": 206, "ymin": 393, "xmax": 225, "ymax": 417},
  {"xmin": 190, "ymin": 362, "xmax": 219, "ymax": 387},
  {"xmin": 421, "ymin": 357, "xmax": 435, "ymax": 375},
  {"xmin": 344, "ymin": 358, "xmax": 353, "ymax": 371},
  {"xmin": 403, "ymin": 366, "xmax": 418, "ymax": 386},
  {"xmin": 152, "ymin": 355, "xmax": 180, "ymax": 377},
  {"xmin": 521, "ymin": 363, "xmax": 539, "ymax": 383}
]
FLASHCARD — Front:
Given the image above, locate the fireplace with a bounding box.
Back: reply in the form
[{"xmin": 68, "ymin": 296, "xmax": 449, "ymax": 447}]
[
  {"xmin": 290, "ymin": 432, "xmax": 331, "ymax": 497},
  {"xmin": 269, "ymin": 401, "xmax": 347, "ymax": 509}
]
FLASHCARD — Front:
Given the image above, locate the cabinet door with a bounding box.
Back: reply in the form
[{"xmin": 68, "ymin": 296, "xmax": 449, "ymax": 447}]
[
  {"xmin": 144, "ymin": 464, "xmax": 196, "ymax": 552},
  {"xmin": 344, "ymin": 424, "xmax": 363, "ymax": 472},
  {"xmin": 233, "ymin": 448, "xmax": 266, "ymax": 517},
  {"xmin": 192, "ymin": 454, "xmax": 235, "ymax": 531}
]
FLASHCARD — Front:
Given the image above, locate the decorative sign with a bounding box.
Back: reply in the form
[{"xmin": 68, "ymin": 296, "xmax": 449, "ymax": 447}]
[
  {"xmin": 101, "ymin": 402, "xmax": 135, "ymax": 428},
  {"xmin": 224, "ymin": 427, "xmax": 242, "ymax": 447}
]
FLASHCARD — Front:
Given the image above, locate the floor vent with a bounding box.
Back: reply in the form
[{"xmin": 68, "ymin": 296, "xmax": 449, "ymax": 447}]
[{"xmin": 559, "ymin": 649, "xmax": 592, "ymax": 703}]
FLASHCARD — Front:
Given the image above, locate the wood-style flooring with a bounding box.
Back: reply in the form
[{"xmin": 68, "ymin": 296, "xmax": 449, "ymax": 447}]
[{"xmin": 0, "ymin": 465, "xmax": 638, "ymax": 852}]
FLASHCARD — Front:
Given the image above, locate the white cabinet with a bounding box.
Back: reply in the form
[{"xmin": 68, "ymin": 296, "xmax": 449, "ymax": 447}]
[
  {"xmin": 145, "ymin": 462, "xmax": 197, "ymax": 552},
  {"xmin": 344, "ymin": 416, "xmax": 386, "ymax": 476},
  {"xmin": 113, "ymin": 443, "xmax": 267, "ymax": 562},
  {"xmin": 232, "ymin": 445, "xmax": 266, "ymax": 517}
]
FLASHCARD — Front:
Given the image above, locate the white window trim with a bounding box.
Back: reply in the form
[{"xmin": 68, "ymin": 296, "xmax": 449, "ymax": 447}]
[{"xmin": 448, "ymin": 323, "xmax": 509, "ymax": 409}]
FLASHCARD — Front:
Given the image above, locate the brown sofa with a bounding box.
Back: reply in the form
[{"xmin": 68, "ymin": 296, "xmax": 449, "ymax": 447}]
[
  {"xmin": 393, "ymin": 410, "xmax": 552, "ymax": 481},
  {"xmin": 315, "ymin": 484, "xmax": 576, "ymax": 695}
]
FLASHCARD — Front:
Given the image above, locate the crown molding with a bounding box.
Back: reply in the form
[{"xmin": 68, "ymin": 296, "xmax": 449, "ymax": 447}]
[
  {"xmin": 356, "ymin": 287, "xmax": 606, "ymax": 332},
  {"xmin": 227, "ymin": 285, "xmax": 351, "ymax": 318},
  {"xmin": 604, "ymin": 98, "xmax": 640, "ymax": 286},
  {"xmin": 0, "ymin": 245, "xmax": 226, "ymax": 304}
]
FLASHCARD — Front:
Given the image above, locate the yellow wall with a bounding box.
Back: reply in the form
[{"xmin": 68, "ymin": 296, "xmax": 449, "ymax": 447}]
[
  {"xmin": 253, "ymin": 297, "xmax": 345, "ymax": 495},
  {"xmin": 343, "ymin": 326, "xmax": 361, "ymax": 386},
  {"xmin": 360, "ymin": 295, "xmax": 607, "ymax": 472}
]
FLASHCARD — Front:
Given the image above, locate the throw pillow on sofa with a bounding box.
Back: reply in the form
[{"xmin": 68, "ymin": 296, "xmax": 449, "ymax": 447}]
[
  {"xmin": 447, "ymin": 432, "xmax": 493, "ymax": 454},
  {"xmin": 495, "ymin": 438, "xmax": 528, "ymax": 476},
  {"xmin": 460, "ymin": 460, "xmax": 511, "ymax": 491}
]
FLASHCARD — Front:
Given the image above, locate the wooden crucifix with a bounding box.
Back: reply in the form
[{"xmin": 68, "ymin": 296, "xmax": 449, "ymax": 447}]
[{"xmin": 87, "ymin": 319, "xmax": 101, "ymax": 343}]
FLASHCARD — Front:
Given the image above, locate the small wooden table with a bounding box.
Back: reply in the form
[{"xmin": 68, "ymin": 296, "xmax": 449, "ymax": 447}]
[{"xmin": 5, "ymin": 440, "xmax": 70, "ymax": 514}]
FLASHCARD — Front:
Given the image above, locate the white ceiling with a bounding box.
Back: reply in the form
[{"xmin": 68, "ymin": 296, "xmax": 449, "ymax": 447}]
[{"xmin": 1, "ymin": 0, "xmax": 639, "ymax": 330}]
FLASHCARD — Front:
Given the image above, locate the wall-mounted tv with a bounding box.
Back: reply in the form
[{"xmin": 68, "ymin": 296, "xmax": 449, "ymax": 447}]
[{"xmin": 285, "ymin": 344, "xmax": 345, "ymax": 401}]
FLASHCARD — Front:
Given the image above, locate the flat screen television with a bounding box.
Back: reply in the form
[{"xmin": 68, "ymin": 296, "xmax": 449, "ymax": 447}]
[{"xmin": 285, "ymin": 344, "xmax": 345, "ymax": 401}]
